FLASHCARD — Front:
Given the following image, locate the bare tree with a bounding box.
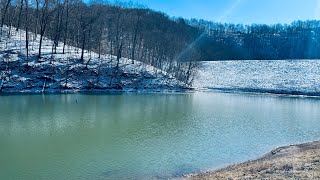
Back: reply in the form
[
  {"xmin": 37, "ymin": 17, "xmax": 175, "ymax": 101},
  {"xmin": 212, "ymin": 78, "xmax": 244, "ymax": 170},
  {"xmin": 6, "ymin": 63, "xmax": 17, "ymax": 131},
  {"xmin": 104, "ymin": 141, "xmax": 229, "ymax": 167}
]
[
  {"xmin": 37, "ymin": 0, "xmax": 55, "ymax": 59},
  {"xmin": 15, "ymin": 0, "xmax": 23, "ymax": 31},
  {"xmin": 62, "ymin": 0, "xmax": 69, "ymax": 54},
  {"xmin": 75, "ymin": 3, "xmax": 100, "ymax": 62},
  {"xmin": 0, "ymin": 0, "xmax": 12, "ymax": 36},
  {"xmin": 25, "ymin": 0, "xmax": 29, "ymax": 63}
]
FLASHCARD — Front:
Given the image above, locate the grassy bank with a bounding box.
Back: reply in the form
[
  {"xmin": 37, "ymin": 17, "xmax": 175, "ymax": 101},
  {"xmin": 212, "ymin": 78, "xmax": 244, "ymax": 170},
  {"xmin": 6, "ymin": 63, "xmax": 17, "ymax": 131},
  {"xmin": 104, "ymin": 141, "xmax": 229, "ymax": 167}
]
[{"xmin": 183, "ymin": 141, "xmax": 320, "ymax": 180}]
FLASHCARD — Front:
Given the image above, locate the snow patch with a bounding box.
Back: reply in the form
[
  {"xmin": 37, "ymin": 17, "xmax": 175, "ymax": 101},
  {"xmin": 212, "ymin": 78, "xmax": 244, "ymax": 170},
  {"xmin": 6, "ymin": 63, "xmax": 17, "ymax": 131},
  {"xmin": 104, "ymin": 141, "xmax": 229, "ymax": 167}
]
[{"xmin": 195, "ymin": 60, "xmax": 320, "ymax": 95}]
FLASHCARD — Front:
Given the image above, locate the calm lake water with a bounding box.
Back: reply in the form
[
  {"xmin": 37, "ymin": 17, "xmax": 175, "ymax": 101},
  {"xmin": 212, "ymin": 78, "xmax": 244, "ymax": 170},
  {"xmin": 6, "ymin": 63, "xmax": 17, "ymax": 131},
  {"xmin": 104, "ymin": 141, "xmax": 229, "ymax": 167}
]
[{"xmin": 1, "ymin": 92, "xmax": 320, "ymax": 179}]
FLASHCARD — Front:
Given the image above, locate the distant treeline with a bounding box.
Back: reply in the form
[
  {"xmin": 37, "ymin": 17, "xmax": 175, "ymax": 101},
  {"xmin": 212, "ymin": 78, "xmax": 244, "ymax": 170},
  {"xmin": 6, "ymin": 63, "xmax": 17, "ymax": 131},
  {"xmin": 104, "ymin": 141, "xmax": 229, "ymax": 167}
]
[
  {"xmin": 0, "ymin": 0, "xmax": 203, "ymax": 85},
  {"xmin": 188, "ymin": 19, "xmax": 320, "ymax": 60}
]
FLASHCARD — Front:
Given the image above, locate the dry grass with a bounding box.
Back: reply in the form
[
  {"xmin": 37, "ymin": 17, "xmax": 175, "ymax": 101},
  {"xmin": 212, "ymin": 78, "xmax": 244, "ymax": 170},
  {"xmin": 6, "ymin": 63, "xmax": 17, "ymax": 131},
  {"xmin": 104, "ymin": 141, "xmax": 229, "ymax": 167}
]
[{"xmin": 182, "ymin": 141, "xmax": 320, "ymax": 180}]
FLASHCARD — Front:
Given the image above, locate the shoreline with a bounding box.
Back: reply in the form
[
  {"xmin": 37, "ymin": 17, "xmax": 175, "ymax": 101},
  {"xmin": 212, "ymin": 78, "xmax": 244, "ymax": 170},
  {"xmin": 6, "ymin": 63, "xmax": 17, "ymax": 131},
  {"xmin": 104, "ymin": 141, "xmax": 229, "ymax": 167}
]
[
  {"xmin": 2, "ymin": 88, "xmax": 320, "ymax": 98},
  {"xmin": 182, "ymin": 140, "xmax": 320, "ymax": 180},
  {"xmin": 204, "ymin": 87, "xmax": 320, "ymax": 97},
  {"xmin": 0, "ymin": 87, "xmax": 194, "ymax": 95}
]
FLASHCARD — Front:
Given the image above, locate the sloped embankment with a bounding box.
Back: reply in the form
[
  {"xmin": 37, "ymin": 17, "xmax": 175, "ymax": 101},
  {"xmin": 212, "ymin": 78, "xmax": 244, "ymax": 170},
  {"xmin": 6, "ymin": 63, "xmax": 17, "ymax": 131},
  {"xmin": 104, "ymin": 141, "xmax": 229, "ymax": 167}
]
[
  {"xmin": 0, "ymin": 27, "xmax": 188, "ymax": 93},
  {"xmin": 183, "ymin": 141, "xmax": 320, "ymax": 180}
]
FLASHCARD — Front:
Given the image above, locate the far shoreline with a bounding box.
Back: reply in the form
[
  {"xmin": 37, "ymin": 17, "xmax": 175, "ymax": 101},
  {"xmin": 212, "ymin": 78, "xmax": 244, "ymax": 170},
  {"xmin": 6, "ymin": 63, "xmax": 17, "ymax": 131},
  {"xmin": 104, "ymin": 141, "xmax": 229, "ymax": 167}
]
[
  {"xmin": 2, "ymin": 88, "xmax": 320, "ymax": 98},
  {"xmin": 0, "ymin": 88, "xmax": 194, "ymax": 95},
  {"xmin": 205, "ymin": 87, "xmax": 320, "ymax": 97},
  {"xmin": 181, "ymin": 140, "xmax": 320, "ymax": 180}
]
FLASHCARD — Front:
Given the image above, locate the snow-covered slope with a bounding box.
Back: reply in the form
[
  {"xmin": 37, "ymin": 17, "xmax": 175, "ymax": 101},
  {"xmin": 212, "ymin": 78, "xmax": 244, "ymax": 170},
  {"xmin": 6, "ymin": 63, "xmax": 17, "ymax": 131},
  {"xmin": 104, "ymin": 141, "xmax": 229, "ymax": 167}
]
[
  {"xmin": 0, "ymin": 26, "xmax": 188, "ymax": 93},
  {"xmin": 195, "ymin": 60, "xmax": 320, "ymax": 96}
]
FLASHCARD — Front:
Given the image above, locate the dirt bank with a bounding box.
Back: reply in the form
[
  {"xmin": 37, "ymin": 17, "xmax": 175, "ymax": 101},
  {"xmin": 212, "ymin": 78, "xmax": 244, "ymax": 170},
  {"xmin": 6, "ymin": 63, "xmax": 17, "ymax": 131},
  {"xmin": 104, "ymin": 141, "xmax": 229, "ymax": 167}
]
[{"xmin": 183, "ymin": 141, "xmax": 320, "ymax": 180}]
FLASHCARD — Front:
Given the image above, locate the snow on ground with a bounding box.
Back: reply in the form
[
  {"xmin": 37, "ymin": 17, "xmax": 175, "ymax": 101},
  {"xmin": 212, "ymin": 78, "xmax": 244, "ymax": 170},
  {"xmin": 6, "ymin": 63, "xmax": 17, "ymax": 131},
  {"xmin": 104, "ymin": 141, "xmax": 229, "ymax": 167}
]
[
  {"xmin": 195, "ymin": 60, "xmax": 320, "ymax": 96},
  {"xmin": 2, "ymin": 25, "xmax": 319, "ymax": 95},
  {"xmin": 0, "ymin": 26, "xmax": 188, "ymax": 93}
]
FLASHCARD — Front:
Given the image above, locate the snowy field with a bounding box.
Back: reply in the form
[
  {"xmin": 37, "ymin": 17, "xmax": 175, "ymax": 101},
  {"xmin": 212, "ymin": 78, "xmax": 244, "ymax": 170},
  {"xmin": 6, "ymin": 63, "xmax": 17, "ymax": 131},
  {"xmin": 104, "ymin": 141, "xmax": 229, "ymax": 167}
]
[
  {"xmin": 0, "ymin": 26, "xmax": 187, "ymax": 93},
  {"xmin": 195, "ymin": 60, "xmax": 320, "ymax": 96}
]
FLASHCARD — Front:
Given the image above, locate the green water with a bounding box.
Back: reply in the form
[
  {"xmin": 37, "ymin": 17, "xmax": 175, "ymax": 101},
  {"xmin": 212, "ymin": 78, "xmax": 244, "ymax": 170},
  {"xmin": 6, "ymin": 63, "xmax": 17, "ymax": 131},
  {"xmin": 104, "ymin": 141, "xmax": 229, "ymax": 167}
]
[{"xmin": 1, "ymin": 92, "xmax": 320, "ymax": 179}]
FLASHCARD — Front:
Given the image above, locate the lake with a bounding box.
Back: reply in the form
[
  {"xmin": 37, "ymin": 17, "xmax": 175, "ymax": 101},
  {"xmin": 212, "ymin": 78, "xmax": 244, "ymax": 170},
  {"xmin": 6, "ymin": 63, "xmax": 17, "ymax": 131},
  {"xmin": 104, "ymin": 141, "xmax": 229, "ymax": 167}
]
[{"xmin": 1, "ymin": 92, "xmax": 320, "ymax": 179}]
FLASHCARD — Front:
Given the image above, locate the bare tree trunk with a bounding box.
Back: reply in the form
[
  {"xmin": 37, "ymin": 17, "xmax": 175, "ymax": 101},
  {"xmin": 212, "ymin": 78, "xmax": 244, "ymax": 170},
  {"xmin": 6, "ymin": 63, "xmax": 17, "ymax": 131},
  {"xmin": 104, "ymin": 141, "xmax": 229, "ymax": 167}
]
[
  {"xmin": 7, "ymin": 6, "xmax": 15, "ymax": 37},
  {"xmin": 186, "ymin": 61, "xmax": 192, "ymax": 85},
  {"xmin": 25, "ymin": 0, "xmax": 29, "ymax": 64},
  {"xmin": 131, "ymin": 33, "xmax": 137, "ymax": 64},
  {"xmin": 76, "ymin": 28, "xmax": 79, "ymax": 53},
  {"xmin": 98, "ymin": 41, "xmax": 101, "ymax": 59},
  {"xmin": 53, "ymin": 4, "xmax": 64, "ymax": 54},
  {"xmin": 38, "ymin": 32, "xmax": 44, "ymax": 59},
  {"xmin": 1, "ymin": 0, "xmax": 12, "ymax": 37},
  {"xmin": 16, "ymin": 0, "xmax": 23, "ymax": 31},
  {"xmin": 80, "ymin": 33, "xmax": 86, "ymax": 62},
  {"xmin": 116, "ymin": 43, "xmax": 123, "ymax": 70},
  {"xmin": 131, "ymin": 14, "xmax": 141, "ymax": 64},
  {"xmin": 35, "ymin": 0, "xmax": 39, "ymax": 39},
  {"xmin": 62, "ymin": 0, "xmax": 69, "ymax": 54},
  {"xmin": 0, "ymin": 0, "xmax": 2, "ymax": 34},
  {"xmin": 116, "ymin": 42, "xmax": 123, "ymax": 87}
]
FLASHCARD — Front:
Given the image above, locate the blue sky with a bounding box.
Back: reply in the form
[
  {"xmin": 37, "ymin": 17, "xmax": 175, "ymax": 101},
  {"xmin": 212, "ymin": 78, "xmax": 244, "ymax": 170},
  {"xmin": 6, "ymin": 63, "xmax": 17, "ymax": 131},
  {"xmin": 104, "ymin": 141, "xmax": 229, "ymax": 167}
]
[{"xmin": 116, "ymin": 0, "xmax": 320, "ymax": 24}]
